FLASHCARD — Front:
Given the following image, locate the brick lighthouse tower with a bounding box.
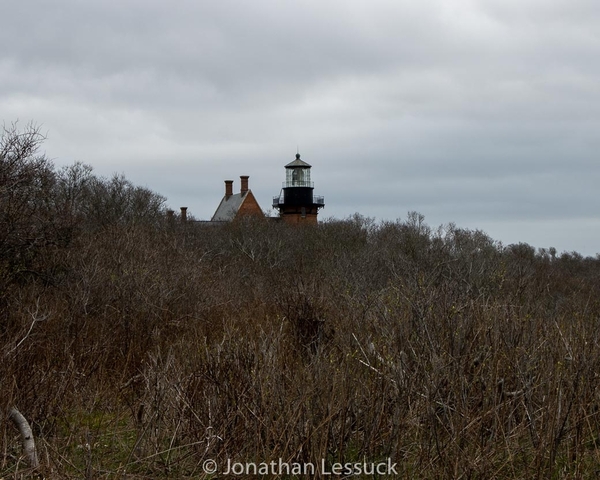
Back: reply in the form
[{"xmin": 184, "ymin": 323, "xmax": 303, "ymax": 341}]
[{"xmin": 272, "ymin": 153, "xmax": 325, "ymax": 224}]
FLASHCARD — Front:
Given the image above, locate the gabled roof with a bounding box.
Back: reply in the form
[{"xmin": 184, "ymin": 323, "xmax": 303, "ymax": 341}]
[
  {"xmin": 211, "ymin": 192, "xmax": 247, "ymax": 221},
  {"xmin": 211, "ymin": 190, "xmax": 264, "ymax": 221},
  {"xmin": 285, "ymin": 153, "xmax": 311, "ymax": 168}
]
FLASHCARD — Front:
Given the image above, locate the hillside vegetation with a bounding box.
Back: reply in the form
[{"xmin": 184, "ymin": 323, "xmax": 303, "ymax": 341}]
[{"xmin": 2, "ymin": 124, "xmax": 600, "ymax": 478}]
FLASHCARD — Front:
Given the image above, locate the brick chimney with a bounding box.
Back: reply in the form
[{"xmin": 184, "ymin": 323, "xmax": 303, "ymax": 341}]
[
  {"xmin": 180, "ymin": 207, "xmax": 187, "ymax": 222},
  {"xmin": 225, "ymin": 180, "xmax": 233, "ymax": 198},
  {"xmin": 240, "ymin": 175, "xmax": 249, "ymax": 194}
]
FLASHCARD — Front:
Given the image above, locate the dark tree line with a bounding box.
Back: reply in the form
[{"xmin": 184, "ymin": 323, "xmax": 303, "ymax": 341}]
[{"xmin": 0, "ymin": 122, "xmax": 166, "ymax": 289}]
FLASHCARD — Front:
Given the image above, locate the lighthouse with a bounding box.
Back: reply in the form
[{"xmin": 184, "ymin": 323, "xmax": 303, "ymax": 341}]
[{"xmin": 272, "ymin": 153, "xmax": 325, "ymax": 224}]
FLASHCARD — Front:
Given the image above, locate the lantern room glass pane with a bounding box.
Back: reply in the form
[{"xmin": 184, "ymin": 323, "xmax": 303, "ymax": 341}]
[{"xmin": 286, "ymin": 167, "xmax": 311, "ymax": 187}]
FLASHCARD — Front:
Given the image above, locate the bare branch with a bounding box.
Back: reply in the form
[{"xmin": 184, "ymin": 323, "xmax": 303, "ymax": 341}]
[{"xmin": 8, "ymin": 407, "xmax": 39, "ymax": 469}]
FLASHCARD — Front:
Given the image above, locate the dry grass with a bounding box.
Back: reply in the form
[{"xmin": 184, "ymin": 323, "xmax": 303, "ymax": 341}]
[{"xmin": 2, "ymin": 214, "xmax": 600, "ymax": 479}]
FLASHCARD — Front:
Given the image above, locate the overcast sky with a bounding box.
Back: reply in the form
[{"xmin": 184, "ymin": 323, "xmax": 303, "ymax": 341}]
[{"xmin": 2, "ymin": 0, "xmax": 599, "ymax": 255}]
